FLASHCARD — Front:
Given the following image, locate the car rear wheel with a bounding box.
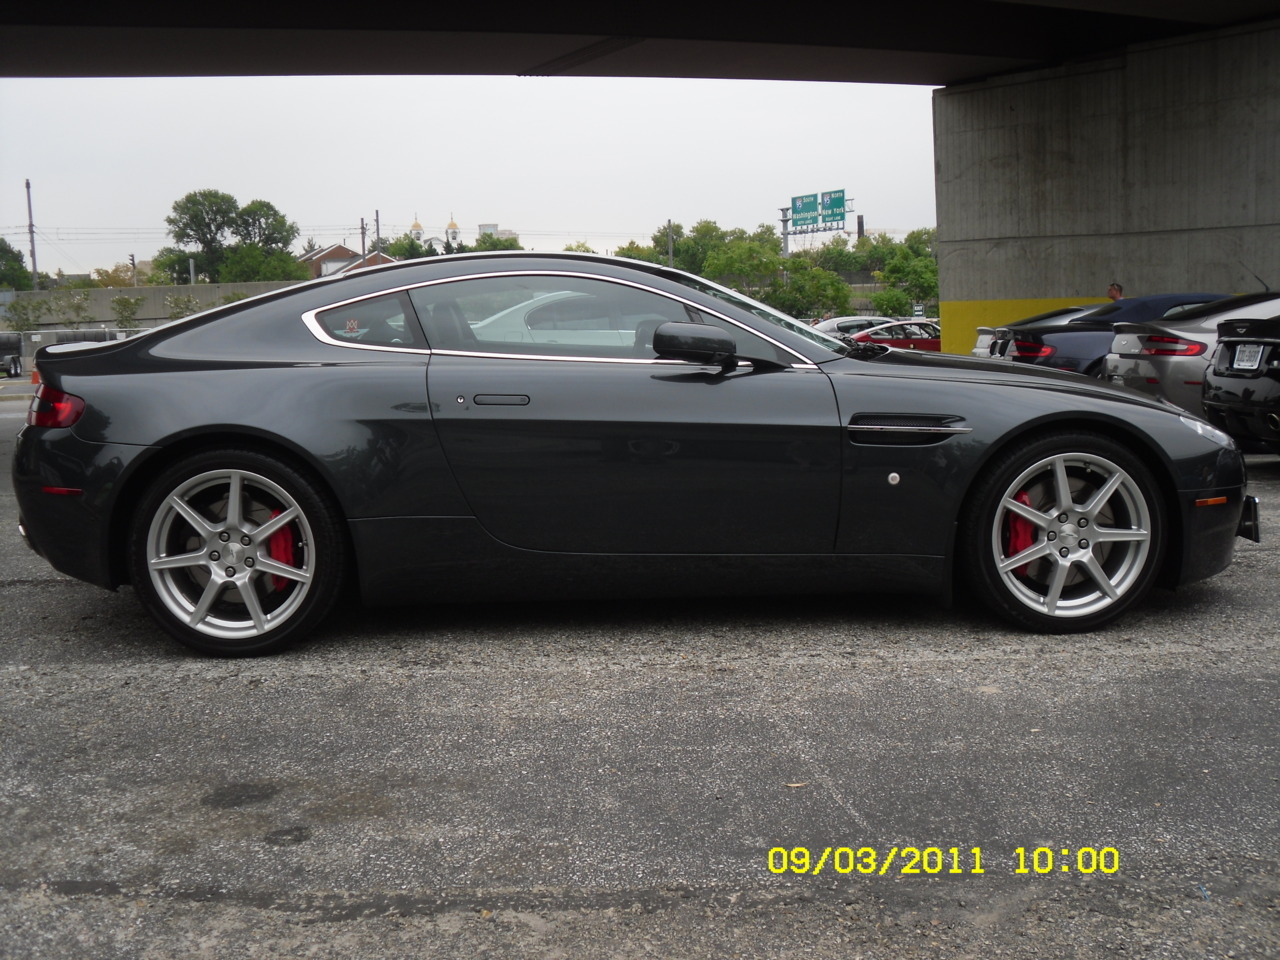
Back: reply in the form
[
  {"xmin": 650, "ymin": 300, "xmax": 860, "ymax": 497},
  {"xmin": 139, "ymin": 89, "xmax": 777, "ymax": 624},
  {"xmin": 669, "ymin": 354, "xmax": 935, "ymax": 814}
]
[
  {"xmin": 5, "ymin": 356, "xmax": 19, "ymax": 378},
  {"xmin": 128, "ymin": 450, "xmax": 346, "ymax": 656},
  {"xmin": 961, "ymin": 432, "xmax": 1165, "ymax": 632}
]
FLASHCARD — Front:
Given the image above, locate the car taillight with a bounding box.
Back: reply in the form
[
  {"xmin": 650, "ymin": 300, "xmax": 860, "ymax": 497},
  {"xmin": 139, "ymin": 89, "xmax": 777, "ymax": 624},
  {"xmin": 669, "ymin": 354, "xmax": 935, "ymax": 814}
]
[
  {"xmin": 1009, "ymin": 341, "xmax": 1055, "ymax": 359},
  {"xmin": 1139, "ymin": 335, "xmax": 1206, "ymax": 357},
  {"xmin": 26, "ymin": 384, "xmax": 86, "ymax": 428}
]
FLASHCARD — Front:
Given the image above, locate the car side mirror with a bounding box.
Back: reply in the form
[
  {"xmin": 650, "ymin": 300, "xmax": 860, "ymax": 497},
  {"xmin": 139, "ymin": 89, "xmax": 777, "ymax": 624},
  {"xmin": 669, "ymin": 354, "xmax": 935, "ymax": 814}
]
[{"xmin": 652, "ymin": 322, "xmax": 738, "ymax": 373}]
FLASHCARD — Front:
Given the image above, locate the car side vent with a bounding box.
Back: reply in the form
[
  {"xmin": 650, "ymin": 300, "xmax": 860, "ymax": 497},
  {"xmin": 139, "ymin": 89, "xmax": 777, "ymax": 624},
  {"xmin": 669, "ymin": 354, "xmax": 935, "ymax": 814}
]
[{"xmin": 846, "ymin": 414, "xmax": 972, "ymax": 446}]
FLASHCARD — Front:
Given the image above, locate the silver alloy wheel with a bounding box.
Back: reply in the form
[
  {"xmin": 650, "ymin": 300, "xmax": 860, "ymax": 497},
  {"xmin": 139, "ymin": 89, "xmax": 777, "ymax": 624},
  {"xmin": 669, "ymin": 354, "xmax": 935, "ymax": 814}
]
[
  {"xmin": 990, "ymin": 451, "xmax": 1153, "ymax": 619},
  {"xmin": 145, "ymin": 468, "xmax": 315, "ymax": 640}
]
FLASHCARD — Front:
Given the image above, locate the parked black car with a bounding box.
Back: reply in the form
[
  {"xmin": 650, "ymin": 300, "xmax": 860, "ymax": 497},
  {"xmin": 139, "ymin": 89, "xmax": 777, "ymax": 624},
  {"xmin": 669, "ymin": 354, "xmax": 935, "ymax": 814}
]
[
  {"xmin": 983, "ymin": 294, "xmax": 1229, "ymax": 377},
  {"xmin": 1202, "ymin": 317, "xmax": 1280, "ymax": 454},
  {"xmin": 12, "ymin": 253, "xmax": 1259, "ymax": 655}
]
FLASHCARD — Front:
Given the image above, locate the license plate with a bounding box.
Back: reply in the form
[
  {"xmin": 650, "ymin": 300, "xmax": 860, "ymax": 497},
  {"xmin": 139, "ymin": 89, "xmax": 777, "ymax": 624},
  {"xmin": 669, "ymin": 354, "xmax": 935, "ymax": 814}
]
[{"xmin": 1233, "ymin": 343, "xmax": 1264, "ymax": 370}]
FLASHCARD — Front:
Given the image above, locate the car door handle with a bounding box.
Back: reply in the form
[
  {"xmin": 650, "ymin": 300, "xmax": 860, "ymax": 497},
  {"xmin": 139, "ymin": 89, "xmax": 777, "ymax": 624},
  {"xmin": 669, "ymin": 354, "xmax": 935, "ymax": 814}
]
[{"xmin": 473, "ymin": 394, "xmax": 530, "ymax": 405}]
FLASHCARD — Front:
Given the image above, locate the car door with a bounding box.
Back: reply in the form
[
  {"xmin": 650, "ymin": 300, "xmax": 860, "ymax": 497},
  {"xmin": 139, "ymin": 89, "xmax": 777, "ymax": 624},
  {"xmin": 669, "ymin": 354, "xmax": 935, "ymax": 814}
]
[{"xmin": 409, "ymin": 272, "xmax": 843, "ymax": 555}]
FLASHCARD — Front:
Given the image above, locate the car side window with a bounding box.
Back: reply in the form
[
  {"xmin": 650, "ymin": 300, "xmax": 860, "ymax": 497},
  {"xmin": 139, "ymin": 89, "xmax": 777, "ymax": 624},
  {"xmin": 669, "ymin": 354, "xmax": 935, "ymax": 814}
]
[
  {"xmin": 683, "ymin": 308, "xmax": 796, "ymax": 366},
  {"xmin": 408, "ymin": 275, "xmax": 688, "ymax": 359},
  {"xmin": 404, "ymin": 273, "xmax": 797, "ymax": 365},
  {"xmin": 315, "ymin": 292, "xmax": 423, "ymax": 347}
]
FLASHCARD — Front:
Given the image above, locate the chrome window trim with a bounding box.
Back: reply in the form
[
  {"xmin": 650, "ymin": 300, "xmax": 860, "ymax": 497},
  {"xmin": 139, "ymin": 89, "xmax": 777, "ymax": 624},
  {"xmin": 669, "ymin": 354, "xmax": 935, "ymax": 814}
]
[
  {"xmin": 426, "ymin": 348, "xmax": 820, "ymax": 370},
  {"xmin": 844, "ymin": 424, "xmax": 973, "ymax": 435},
  {"xmin": 300, "ymin": 270, "xmax": 816, "ymax": 367}
]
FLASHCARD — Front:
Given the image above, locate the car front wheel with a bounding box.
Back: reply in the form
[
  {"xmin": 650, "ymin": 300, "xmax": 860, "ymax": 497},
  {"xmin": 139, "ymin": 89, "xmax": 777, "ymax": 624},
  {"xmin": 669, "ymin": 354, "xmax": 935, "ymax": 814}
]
[
  {"xmin": 962, "ymin": 432, "xmax": 1166, "ymax": 632},
  {"xmin": 129, "ymin": 450, "xmax": 346, "ymax": 656}
]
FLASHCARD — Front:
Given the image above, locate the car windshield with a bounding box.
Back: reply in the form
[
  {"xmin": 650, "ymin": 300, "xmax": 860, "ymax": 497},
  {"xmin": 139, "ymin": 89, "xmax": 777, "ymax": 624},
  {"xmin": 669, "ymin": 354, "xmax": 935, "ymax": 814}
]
[{"xmin": 665, "ymin": 273, "xmax": 850, "ymax": 357}]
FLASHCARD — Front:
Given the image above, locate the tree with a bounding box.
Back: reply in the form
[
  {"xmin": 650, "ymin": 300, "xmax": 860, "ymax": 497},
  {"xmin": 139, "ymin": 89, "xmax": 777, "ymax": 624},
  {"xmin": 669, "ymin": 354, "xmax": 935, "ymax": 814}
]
[
  {"xmin": 384, "ymin": 233, "xmax": 434, "ymax": 260},
  {"xmin": 871, "ymin": 288, "xmax": 913, "ymax": 316},
  {"xmin": 876, "ymin": 249, "xmax": 938, "ymax": 304},
  {"xmin": 793, "ymin": 234, "xmax": 859, "ymax": 277},
  {"xmin": 902, "ymin": 227, "xmax": 936, "ymax": 258},
  {"xmin": 620, "ymin": 221, "xmax": 782, "ymax": 273},
  {"xmin": 564, "ymin": 241, "xmax": 596, "ymax": 253},
  {"xmin": 0, "ymin": 238, "xmax": 33, "ymax": 291},
  {"xmin": 473, "ymin": 234, "xmax": 523, "ymax": 252},
  {"xmin": 48, "ymin": 290, "xmax": 92, "ymax": 328},
  {"xmin": 759, "ymin": 260, "xmax": 851, "ymax": 318},
  {"xmin": 669, "ymin": 220, "xmax": 736, "ymax": 276},
  {"xmin": 162, "ymin": 190, "xmax": 303, "ymax": 282},
  {"xmin": 849, "ymin": 233, "xmax": 902, "ymax": 275},
  {"xmin": 56, "ymin": 270, "xmax": 99, "ymax": 290},
  {"xmin": 616, "ymin": 219, "xmax": 851, "ymax": 317},
  {"xmin": 165, "ymin": 294, "xmax": 202, "ymax": 319},
  {"xmin": 164, "ymin": 189, "xmax": 239, "ymax": 281},
  {"xmin": 872, "ymin": 228, "xmax": 938, "ymax": 309},
  {"xmin": 702, "ymin": 240, "xmax": 785, "ymax": 294},
  {"xmin": 93, "ymin": 262, "xmax": 136, "ymax": 287},
  {"xmin": 234, "ymin": 199, "xmax": 298, "ymax": 249},
  {"xmin": 219, "ymin": 245, "xmax": 308, "ymax": 283},
  {"xmin": 3, "ymin": 297, "xmax": 48, "ymax": 332},
  {"xmin": 149, "ymin": 247, "xmax": 196, "ymax": 285},
  {"xmin": 109, "ymin": 295, "xmax": 146, "ymax": 328},
  {"xmin": 614, "ymin": 240, "xmax": 663, "ymax": 264}
]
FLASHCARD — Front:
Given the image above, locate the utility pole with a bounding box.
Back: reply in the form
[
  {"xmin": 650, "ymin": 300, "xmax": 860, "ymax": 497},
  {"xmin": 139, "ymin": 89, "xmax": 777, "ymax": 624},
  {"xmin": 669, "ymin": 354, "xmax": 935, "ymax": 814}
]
[
  {"xmin": 375, "ymin": 210, "xmax": 382, "ymax": 257},
  {"xmin": 360, "ymin": 218, "xmax": 367, "ymax": 256},
  {"xmin": 25, "ymin": 179, "xmax": 38, "ymax": 288}
]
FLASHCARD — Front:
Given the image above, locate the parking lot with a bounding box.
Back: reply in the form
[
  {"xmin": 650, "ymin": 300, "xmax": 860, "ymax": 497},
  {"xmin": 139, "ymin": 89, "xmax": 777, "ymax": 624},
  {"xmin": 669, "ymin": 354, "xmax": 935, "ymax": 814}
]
[{"xmin": 1, "ymin": 399, "xmax": 1277, "ymax": 959}]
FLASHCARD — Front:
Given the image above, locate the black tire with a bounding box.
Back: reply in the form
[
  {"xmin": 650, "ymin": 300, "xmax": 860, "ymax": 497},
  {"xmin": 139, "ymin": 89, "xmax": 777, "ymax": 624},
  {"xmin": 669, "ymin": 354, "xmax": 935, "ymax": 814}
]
[
  {"xmin": 5, "ymin": 356, "xmax": 20, "ymax": 379},
  {"xmin": 128, "ymin": 449, "xmax": 346, "ymax": 656},
  {"xmin": 960, "ymin": 432, "xmax": 1166, "ymax": 632}
]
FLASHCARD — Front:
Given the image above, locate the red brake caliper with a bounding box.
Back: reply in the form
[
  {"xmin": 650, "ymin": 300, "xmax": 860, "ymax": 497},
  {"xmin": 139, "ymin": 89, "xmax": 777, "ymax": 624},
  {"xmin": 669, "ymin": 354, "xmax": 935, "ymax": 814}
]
[
  {"xmin": 1007, "ymin": 491, "xmax": 1035, "ymax": 575},
  {"xmin": 267, "ymin": 509, "xmax": 295, "ymax": 591}
]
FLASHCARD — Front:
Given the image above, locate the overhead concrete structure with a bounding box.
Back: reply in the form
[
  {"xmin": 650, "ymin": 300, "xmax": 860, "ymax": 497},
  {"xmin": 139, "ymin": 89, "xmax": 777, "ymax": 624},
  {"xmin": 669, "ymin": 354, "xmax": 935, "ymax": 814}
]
[
  {"xmin": 4, "ymin": 4, "xmax": 1278, "ymax": 352},
  {"xmin": 2, "ymin": 5, "xmax": 1277, "ymax": 84},
  {"xmin": 935, "ymin": 18, "xmax": 1280, "ymax": 350}
]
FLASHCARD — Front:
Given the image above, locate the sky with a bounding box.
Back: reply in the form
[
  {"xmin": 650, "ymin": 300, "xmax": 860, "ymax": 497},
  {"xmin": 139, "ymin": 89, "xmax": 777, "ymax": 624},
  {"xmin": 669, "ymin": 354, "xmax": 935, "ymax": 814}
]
[{"xmin": 0, "ymin": 75, "xmax": 937, "ymax": 278}]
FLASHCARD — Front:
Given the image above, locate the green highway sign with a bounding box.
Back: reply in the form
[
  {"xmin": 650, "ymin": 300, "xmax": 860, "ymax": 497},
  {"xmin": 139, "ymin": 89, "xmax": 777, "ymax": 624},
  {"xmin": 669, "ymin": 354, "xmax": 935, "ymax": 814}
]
[
  {"xmin": 791, "ymin": 193, "xmax": 819, "ymax": 227},
  {"xmin": 820, "ymin": 190, "xmax": 846, "ymax": 224},
  {"xmin": 788, "ymin": 189, "xmax": 847, "ymax": 232}
]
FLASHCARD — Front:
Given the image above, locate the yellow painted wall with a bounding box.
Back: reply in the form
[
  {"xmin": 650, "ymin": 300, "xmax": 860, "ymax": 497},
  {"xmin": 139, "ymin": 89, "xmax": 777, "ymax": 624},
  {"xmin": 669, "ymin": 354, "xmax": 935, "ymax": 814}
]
[{"xmin": 939, "ymin": 298, "xmax": 1110, "ymax": 354}]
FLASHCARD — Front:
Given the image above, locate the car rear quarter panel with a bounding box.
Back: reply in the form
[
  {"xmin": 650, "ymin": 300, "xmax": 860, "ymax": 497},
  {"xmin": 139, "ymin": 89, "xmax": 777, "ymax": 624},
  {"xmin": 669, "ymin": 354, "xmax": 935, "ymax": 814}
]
[{"xmin": 69, "ymin": 360, "xmax": 468, "ymax": 522}]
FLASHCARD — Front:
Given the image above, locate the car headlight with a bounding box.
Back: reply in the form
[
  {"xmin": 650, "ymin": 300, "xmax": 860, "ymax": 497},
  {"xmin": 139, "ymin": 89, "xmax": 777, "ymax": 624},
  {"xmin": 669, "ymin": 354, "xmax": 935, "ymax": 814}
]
[{"xmin": 1179, "ymin": 413, "xmax": 1234, "ymax": 447}]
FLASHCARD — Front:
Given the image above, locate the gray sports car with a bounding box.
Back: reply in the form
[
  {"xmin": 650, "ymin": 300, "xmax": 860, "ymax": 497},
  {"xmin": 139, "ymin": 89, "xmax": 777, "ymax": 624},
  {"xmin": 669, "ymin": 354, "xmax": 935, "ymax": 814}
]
[{"xmin": 12, "ymin": 253, "xmax": 1259, "ymax": 655}]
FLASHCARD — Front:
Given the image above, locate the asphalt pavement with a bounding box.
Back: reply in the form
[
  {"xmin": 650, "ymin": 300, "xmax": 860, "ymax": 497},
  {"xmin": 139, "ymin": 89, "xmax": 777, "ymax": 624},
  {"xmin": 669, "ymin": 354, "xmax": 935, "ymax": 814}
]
[{"xmin": 1, "ymin": 420, "xmax": 1277, "ymax": 959}]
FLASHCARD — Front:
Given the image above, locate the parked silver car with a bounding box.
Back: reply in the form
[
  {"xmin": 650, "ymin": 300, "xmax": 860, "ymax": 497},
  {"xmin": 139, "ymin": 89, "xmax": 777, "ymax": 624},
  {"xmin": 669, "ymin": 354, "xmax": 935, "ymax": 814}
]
[{"xmin": 1105, "ymin": 293, "xmax": 1280, "ymax": 417}]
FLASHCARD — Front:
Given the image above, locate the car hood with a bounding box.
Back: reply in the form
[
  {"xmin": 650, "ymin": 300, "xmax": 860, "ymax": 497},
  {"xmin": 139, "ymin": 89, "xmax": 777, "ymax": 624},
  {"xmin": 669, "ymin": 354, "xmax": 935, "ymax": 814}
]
[{"xmin": 828, "ymin": 347, "xmax": 1182, "ymax": 414}]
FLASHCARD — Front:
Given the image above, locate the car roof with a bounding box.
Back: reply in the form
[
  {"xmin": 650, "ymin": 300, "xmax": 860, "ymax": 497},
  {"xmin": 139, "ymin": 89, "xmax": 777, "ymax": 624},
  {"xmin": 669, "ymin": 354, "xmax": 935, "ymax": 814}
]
[
  {"xmin": 1080, "ymin": 293, "xmax": 1227, "ymax": 320},
  {"xmin": 1146, "ymin": 291, "xmax": 1280, "ymax": 323}
]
